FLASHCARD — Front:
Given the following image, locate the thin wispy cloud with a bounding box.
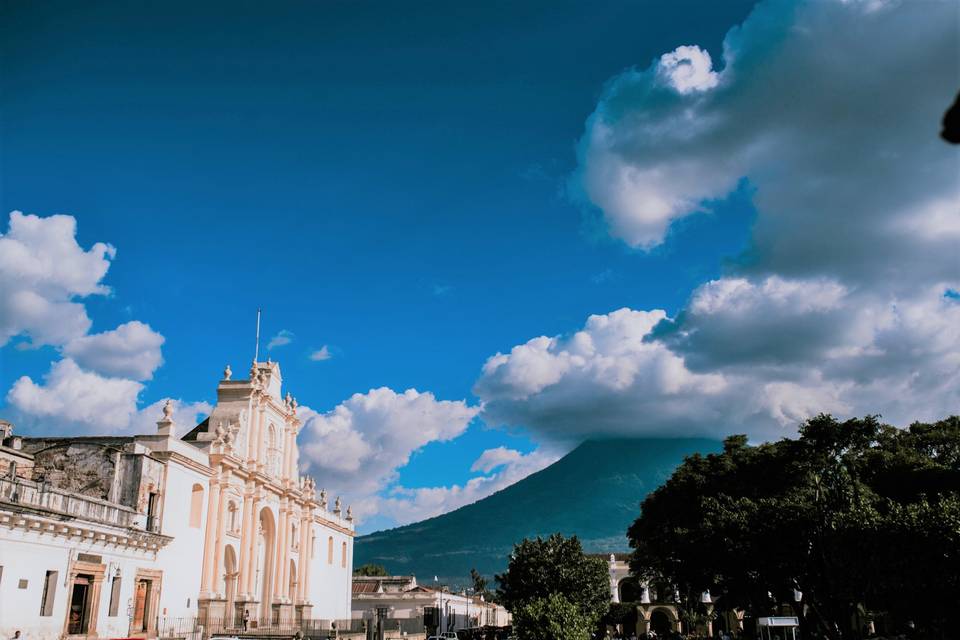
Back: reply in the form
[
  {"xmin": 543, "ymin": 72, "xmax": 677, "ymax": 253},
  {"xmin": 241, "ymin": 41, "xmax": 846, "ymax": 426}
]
[
  {"xmin": 267, "ymin": 329, "xmax": 294, "ymax": 350},
  {"xmin": 309, "ymin": 345, "xmax": 332, "ymax": 361}
]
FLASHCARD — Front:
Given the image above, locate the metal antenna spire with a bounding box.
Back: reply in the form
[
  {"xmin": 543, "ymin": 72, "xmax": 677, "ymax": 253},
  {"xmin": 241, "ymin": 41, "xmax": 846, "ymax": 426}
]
[{"xmin": 254, "ymin": 307, "xmax": 262, "ymax": 362}]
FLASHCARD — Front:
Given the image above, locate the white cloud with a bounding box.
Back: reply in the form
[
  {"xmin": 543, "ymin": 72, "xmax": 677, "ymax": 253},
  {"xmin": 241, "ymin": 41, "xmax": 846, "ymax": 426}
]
[
  {"xmin": 470, "ymin": 446, "xmax": 524, "ymax": 473},
  {"xmin": 7, "ymin": 359, "xmax": 144, "ymax": 432},
  {"xmin": 297, "ymin": 388, "xmax": 480, "ymax": 512},
  {"xmin": 309, "ymin": 346, "xmax": 332, "ymax": 361},
  {"xmin": 484, "ymin": 0, "xmax": 958, "ymax": 445},
  {"xmin": 63, "ymin": 320, "xmax": 165, "ymax": 380},
  {"xmin": 267, "ymin": 329, "xmax": 294, "ymax": 350},
  {"xmin": 5, "ymin": 358, "xmax": 212, "ymax": 436},
  {"xmin": 657, "ymin": 45, "xmax": 720, "ymax": 94},
  {"xmin": 374, "ymin": 448, "xmax": 559, "ymax": 526},
  {"xmin": 475, "ymin": 286, "xmax": 960, "ymax": 444},
  {"xmin": 479, "ymin": 239, "xmax": 960, "ymax": 440},
  {"xmin": 575, "ymin": 0, "xmax": 959, "ymax": 288},
  {"xmin": 0, "ymin": 212, "xmax": 210, "ymax": 439},
  {"xmin": 295, "ymin": 390, "xmax": 566, "ymax": 527},
  {"xmin": 0, "ymin": 211, "xmax": 115, "ymax": 347},
  {"xmin": 127, "ymin": 397, "xmax": 214, "ymax": 436}
]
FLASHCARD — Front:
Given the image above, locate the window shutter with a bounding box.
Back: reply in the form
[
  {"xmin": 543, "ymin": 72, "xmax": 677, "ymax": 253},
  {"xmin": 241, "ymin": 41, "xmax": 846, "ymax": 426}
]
[
  {"xmin": 41, "ymin": 570, "xmax": 58, "ymax": 616},
  {"xmin": 109, "ymin": 576, "xmax": 122, "ymax": 616}
]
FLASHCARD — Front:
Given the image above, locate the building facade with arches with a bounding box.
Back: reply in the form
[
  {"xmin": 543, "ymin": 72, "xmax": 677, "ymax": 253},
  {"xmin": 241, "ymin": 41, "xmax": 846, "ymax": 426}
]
[
  {"xmin": 0, "ymin": 360, "xmax": 354, "ymax": 640},
  {"xmin": 606, "ymin": 554, "xmax": 744, "ymax": 638}
]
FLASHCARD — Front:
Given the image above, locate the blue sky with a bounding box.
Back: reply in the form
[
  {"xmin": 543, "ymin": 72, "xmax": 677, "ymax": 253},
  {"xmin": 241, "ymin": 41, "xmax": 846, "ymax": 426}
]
[{"xmin": 2, "ymin": 0, "xmax": 957, "ymax": 532}]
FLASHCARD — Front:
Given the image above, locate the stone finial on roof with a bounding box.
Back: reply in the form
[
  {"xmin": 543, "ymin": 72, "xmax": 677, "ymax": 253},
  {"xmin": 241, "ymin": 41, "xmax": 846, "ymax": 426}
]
[
  {"xmin": 157, "ymin": 399, "xmax": 176, "ymax": 437},
  {"xmin": 224, "ymin": 364, "xmax": 232, "ymax": 381},
  {"xmin": 334, "ymin": 496, "xmax": 342, "ymax": 515},
  {"xmin": 346, "ymin": 505, "xmax": 353, "ymax": 521},
  {"xmin": 319, "ymin": 488, "xmax": 328, "ymax": 509}
]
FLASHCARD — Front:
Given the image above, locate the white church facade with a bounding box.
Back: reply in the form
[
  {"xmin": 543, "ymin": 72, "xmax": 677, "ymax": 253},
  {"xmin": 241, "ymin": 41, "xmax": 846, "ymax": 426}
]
[{"xmin": 0, "ymin": 360, "xmax": 354, "ymax": 640}]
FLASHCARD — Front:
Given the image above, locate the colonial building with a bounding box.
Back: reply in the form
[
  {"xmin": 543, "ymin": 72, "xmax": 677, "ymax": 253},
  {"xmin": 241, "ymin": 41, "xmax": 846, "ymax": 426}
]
[
  {"xmin": 0, "ymin": 360, "xmax": 354, "ymax": 640},
  {"xmin": 351, "ymin": 575, "xmax": 510, "ymax": 632},
  {"xmin": 607, "ymin": 554, "xmax": 750, "ymax": 638}
]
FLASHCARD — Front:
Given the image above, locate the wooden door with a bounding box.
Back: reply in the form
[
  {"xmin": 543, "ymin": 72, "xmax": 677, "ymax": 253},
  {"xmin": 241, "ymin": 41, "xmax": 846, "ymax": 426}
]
[{"xmin": 133, "ymin": 579, "xmax": 149, "ymax": 631}]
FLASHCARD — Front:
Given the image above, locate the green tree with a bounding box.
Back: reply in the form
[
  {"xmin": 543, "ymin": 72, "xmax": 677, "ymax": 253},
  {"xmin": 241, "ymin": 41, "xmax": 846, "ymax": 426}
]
[
  {"xmin": 354, "ymin": 563, "xmax": 389, "ymax": 576},
  {"xmin": 470, "ymin": 568, "xmax": 495, "ymax": 603},
  {"xmin": 627, "ymin": 415, "xmax": 960, "ymax": 640},
  {"xmin": 496, "ymin": 533, "xmax": 610, "ymax": 627},
  {"xmin": 512, "ymin": 593, "xmax": 592, "ymax": 640}
]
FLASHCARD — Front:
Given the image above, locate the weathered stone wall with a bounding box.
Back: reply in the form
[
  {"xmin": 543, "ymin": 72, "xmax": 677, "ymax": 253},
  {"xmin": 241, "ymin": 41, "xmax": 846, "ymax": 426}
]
[{"xmin": 30, "ymin": 442, "xmax": 122, "ymax": 500}]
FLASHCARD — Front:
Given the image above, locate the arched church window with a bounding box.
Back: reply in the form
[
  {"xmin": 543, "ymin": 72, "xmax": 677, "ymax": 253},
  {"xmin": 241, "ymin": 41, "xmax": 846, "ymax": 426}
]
[
  {"xmin": 327, "ymin": 536, "xmax": 334, "ymax": 564},
  {"xmin": 189, "ymin": 484, "xmax": 204, "ymax": 528},
  {"xmin": 291, "ymin": 523, "xmax": 298, "ymax": 550},
  {"xmin": 341, "ymin": 541, "xmax": 347, "ymax": 568}
]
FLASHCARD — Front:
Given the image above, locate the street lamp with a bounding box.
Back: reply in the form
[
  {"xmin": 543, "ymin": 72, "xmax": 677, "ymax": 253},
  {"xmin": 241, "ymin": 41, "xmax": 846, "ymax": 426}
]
[{"xmin": 434, "ymin": 576, "xmax": 443, "ymax": 637}]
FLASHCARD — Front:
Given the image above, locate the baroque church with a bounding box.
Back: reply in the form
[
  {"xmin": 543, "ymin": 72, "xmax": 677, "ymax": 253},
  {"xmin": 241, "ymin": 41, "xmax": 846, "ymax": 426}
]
[{"xmin": 0, "ymin": 360, "xmax": 354, "ymax": 640}]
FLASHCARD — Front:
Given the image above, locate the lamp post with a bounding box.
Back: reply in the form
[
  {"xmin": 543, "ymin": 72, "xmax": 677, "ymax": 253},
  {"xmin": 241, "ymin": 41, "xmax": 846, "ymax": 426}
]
[{"xmin": 434, "ymin": 576, "xmax": 443, "ymax": 637}]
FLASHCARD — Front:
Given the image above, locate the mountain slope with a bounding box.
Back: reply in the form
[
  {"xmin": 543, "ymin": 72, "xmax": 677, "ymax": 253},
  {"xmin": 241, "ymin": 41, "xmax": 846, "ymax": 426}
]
[{"xmin": 355, "ymin": 437, "xmax": 721, "ymax": 585}]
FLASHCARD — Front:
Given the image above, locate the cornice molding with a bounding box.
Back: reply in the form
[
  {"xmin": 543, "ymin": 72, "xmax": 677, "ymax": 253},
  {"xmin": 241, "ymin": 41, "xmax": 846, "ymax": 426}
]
[{"xmin": 0, "ymin": 508, "xmax": 173, "ymax": 552}]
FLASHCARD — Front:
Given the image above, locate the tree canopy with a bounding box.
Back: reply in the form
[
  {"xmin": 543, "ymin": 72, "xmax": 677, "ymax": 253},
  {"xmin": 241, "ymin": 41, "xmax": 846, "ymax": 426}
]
[
  {"xmin": 512, "ymin": 593, "xmax": 593, "ymax": 640},
  {"xmin": 471, "ymin": 568, "xmax": 496, "ymax": 603},
  {"xmin": 354, "ymin": 563, "xmax": 390, "ymax": 577},
  {"xmin": 627, "ymin": 415, "xmax": 960, "ymax": 640},
  {"xmin": 496, "ymin": 533, "xmax": 610, "ymax": 629}
]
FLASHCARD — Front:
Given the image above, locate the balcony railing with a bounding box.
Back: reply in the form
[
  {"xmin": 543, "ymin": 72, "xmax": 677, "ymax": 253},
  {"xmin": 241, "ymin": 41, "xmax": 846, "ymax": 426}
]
[{"xmin": 0, "ymin": 476, "xmax": 139, "ymax": 529}]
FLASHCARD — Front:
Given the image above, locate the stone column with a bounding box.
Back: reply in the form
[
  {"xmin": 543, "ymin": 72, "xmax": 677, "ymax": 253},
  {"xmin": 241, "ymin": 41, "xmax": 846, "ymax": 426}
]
[
  {"xmin": 285, "ymin": 425, "xmax": 295, "ymax": 482},
  {"xmin": 246, "ymin": 391, "xmax": 258, "ymax": 465},
  {"xmin": 200, "ymin": 472, "xmax": 222, "ymax": 595},
  {"xmin": 237, "ymin": 485, "xmax": 254, "ymax": 599},
  {"xmin": 212, "ymin": 469, "xmax": 231, "ymax": 597},
  {"xmin": 273, "ymin": 500, "xmax": 287, "ymax": 600},
  {"xmin": 280, "ymin": 425, "xmax": 289, "ymax": 482},
  {"xmin": 254, "ymin": 402, "xmax": 266, "ymax": 471},
  {"xmin": 290, "ymin": 428, "xmax": 300, "ymax": 481},
  {"xmin": 245, "ymin": 491, "xmax": 262, "ymax": 597},
  {"xmin": 281, "ymin": 506, "xmax": 292, "ymax": 601},
  {"xmin": 301, "ymin": 526, "xmax": 312, "ymax": 603},
  {"xmin": 297, "ymin": 512, "xmax": 310, "ymax": 602}
]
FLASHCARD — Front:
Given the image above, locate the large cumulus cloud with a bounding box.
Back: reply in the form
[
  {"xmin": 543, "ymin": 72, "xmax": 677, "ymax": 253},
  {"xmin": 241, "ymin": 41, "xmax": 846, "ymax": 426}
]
[
  {"xmin": 2, "ymin": 211, "xmax": 201, "ymax": 434},
  {"xmin": 0, "ymin": 211, "xmax": 114, "ymax": 347},
  {"xmin": 577, "ymin": 0, "xmax": 959, "ymax": 286},
  {"xmin": 296, "ymin": 388, "xmax": 481, "ymax": 520},
  {"xmin": 479, "ymin": 0, "xmax": 959, "ymax": 443}
]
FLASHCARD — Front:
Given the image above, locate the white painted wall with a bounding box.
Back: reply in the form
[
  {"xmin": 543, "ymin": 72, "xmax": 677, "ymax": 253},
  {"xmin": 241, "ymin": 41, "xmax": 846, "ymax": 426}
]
[
  {"xmin": 0, "ymin": 526, "xmax": 159, "ymax": 640},
  {"xmin": 307, "ymin": 521, "xmax": 353, "ymax": 620},
  {"xmin": 156, "ymin": 458, "xmax": 210, "ymax": 620}
]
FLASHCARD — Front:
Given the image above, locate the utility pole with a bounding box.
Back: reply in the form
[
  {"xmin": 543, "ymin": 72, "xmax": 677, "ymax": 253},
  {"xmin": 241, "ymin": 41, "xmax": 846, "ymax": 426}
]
[{"xmin": 254, "ymin": 307, "xmax": 262, "ymax": 361}]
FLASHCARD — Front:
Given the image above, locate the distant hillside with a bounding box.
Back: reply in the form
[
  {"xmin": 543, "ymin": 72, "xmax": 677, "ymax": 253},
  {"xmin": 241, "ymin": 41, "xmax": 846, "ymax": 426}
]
[{"xmin": 355, "ymin": 437, "xmax": 721, "ymax": 586}]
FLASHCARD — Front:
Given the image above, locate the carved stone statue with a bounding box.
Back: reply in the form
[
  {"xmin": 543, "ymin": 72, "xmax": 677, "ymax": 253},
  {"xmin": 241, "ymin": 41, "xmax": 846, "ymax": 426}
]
[{"xmin": 224, "ymin": 364, "xmax": 232, "ymax": 380}]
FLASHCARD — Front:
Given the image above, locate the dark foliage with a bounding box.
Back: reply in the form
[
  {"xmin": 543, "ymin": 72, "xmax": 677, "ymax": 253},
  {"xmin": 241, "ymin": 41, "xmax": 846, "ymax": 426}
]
[
  {"xmin": 496, "ymin": 533, "xmax": 611, "ymax": 627},
  {"xmin": 627, "ymin": 415, "xmax": 960, "ymax": 640}
]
